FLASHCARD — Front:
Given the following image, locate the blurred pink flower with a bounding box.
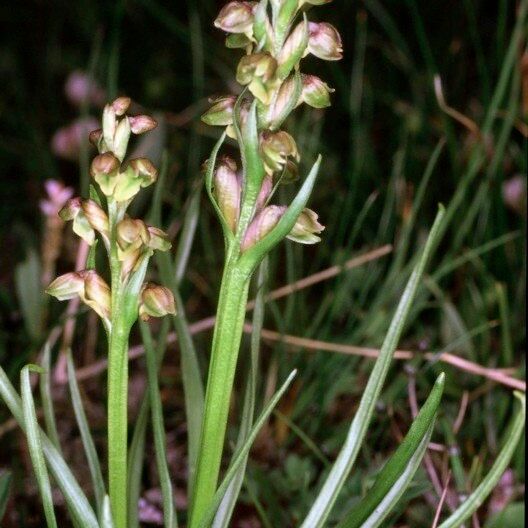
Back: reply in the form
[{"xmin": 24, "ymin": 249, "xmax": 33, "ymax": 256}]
[
  {"xmin": 502, "ymin": 175, "xmax": 527, "ymax": 216},
  {"xmin": 64, "ymin": 70, "xmax": 105, "ymax": 107},
  {"xmin": 40, "ymin": 180, "xmax": 74, "ymax": 217},
  {"xmin": 51, "ymin": 117, "xmax": 99, "ymax": 161}
]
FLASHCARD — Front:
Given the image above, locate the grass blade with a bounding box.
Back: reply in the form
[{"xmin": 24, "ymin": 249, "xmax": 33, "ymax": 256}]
[
  {"xmin": 198, "ymin": 370, "xmax": 298, "ymax": 528},
  {"xmin": 301, "ymin": 206, "xmax": 445, "ymax": 527},
  {"xmin": 336, "ymin": 373, "xmax": 445, "ymax": 528},
  {"xmin": 0, "ymin": 471, "xmax": 12, "ymax": 521},
  {"xmin": 127, "ymin": 393, "xmax": 150, "ymax": 528},
  {"xmin": 102, "ymin": 496, "xmax": 115, "ymax": 528},
  {"xmin": 140, "ymin": 321, "xmax": 177, "ymax": 528},
  {"xmin": 66, "ymin": 350, "xmax": 106, "ymax": 515},
  {"xmin": 0, "ymin": 365, "xmax": 99, "ymax": 528},
  {"xmin": 357, "ymin": 423, "xmax": 434, "ymax": 528},
  {"xmin": 40, "ymin": 343, "xmax": 61, "ymax": 451},
  {"xmin": 438, "ymin": 392, "xmax": 526, "ymax": 528},
  {"xmin": 21, "ymin": 365, "xmax": 58, "ymax": 528}
]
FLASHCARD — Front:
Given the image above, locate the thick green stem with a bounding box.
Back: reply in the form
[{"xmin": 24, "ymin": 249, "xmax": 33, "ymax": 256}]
[
  {"xmin": 107, "ymin": 316, "xmax": 129, "ymax": 528},
  {"xmin": 107, "ymin": 201, "xmax": 130, "ymax": 528},
  {"xmin": 189, "ymin": 259, "xmax": 250, "ymax": 527}
]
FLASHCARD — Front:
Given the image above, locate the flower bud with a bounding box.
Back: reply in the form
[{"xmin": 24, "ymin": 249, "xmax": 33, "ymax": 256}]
[
  {"xmin": 111, "ymin": 96, "xmax": 131, "ymax": 116},
  {"xmin": 214, "ymin": 2, "xmax": 257, "ymax": 35},
  {"xmin": 307, "ymin": 22, "xmax": 343, "ymax": 61},
  {"xmin": 129, "ymin": 115, "xmax": 158, "ymax": 134},
  {"xmin": 214, "ymin": 157, "xmax": 241, "ymax": 232},
  {"xmin": 91, "ymin": 152, "xmax": 120, "ymax": 196},
  {"xmin": 59, "ymin": 197, "xmax": 96, "ymax": 245},
  {"xmin": 51, "ymin": 117, "xmax": 100, "ymax": 161},
  {"xmin": 277, "ymin": 21, "xmax": 308, "ymax": 80},
  {"xmin": 236, "ymin": 53, "xmax": 278, "ymax": 104},
  {"xmin": 139, "ymin": 283, "xmax": 176, "ymax": 321},
  {"xmin": 129, "ymin": 158, "xmax": 158, "ymax": 187},
  {"xmin": 116, "ymin": 218, "xmax": 150, "ymax": 253},
  {"xmin": 286, "ymin": 208, "xmax": 324, "ymax": 244},
  {"xmin": 242, "ymin": 205, "xmax": 286, "ymax": 251},
  {"xmin": 81, "ymin": 199, "xmax": 109, "ymax": 236},
  {"xmin": 113, "ymin": 116, "xmax": 131, "ymax": 161},
  {"xmin": 267, "ymin": 75, "xmax": 300, "ymax": 129},
  {"xmin": 301, "ymin": 74, "xmax": 334, "ymax": 108},
  {"xmin": 201, "ymin": 96, "xmax": 237, "ymax": 127},
  {"xmin": 147, "ymin": 226, "xmax": 172, "ymax": 252},
  {"xmin": 81, "ymin": 270, "xmax": 111, "ymax": 320},
  {"xmin": 260, "ymin": 130, "xmax": 299, "ymax": 174},
  {"xmin": 46, "ymin": 272, "xmax": 85, "ymax": 301}
]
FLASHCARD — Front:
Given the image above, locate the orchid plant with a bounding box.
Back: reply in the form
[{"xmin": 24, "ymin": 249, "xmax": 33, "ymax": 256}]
[{"xmin": 0, "ymin": 1, "xmax": 525, "ymax": 528}]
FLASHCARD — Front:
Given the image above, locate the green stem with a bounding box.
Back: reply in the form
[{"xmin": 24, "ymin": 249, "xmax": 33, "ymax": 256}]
[
  {"xmin": 107, "ymin": 316, "xmax": 129, "ymax": 528},
  {"xmin": 189, "ymin": 258, "xmax": 250, "ymax": 527},
  {"xmin": 107, "ymin": 201, "xmax": 130, "ymax": 528}
]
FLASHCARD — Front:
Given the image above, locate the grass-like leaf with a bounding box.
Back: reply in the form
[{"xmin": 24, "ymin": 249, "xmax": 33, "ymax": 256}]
[
  {"xmin": 0, "ymin": 471, "xmax": 12, "ymax": 521},
  {"xmin": 197, "ymin": 369, "xmax": 298, "ymax": 528},
  {"xmin": 127, "ymin": 393, "xmax": 150, "ymax": 528},
  {"xmin": 39, "ymin": 343, "xmax": 61, "ymax": 451},
  {"xmin": 438, "ymin": 392, "xmax": 526, "ymax": 528},
  {"xmin": 102, "ymin": 496, "xmax": 115, "ymax": 527},
  {"xmin": 66, "ymin": 350, "xmax": 106, "ymax": 516},
  {"xmin": 0, "ymin": 365, "xmax": 99, "ymax": 528},
  {"xmin": 140, "ymin": 321, "xmax": 177, "ymax": 528},
  {"xmin": 301, "ymin": 206, "xmax": 445, "ymax": 527},
  {"xmin": 336, "ymin": 373, "xmax": 445, "ymax": 527},
  {"xmin": 21, "ymin": 365, "xmax": 58, "ymax": 528}
]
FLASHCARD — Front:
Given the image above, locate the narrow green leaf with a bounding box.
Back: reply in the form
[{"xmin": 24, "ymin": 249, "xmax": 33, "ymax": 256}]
[
  {"xmin": 127, "ymin": 392, "xmax": 150, "ymax": 528},
  {"xmin": 0, "ymin": 365, "xmax": 99, "ymax": 528},
  {"xmin": 21, "ymin": 365, "xmax": 58, "ymax": 528},
  {"xmin": 66, "ymin": 350, "xmax": 106, "ymax": 515},
  {"xmin": 198, "ymin": 370, "xmax": 298, "ymax": 528},
  {"xmin": 239, "ymin": 155, "xmax": 322, "ymax": 272},
  {"xmin": 301, "ymin": 206, "xmax": 445, "ymax": 527},
  {"xmin": 336, "ymin": 373, "xmax": 445, "ymax": 528},
  {"xmin": 359, "ymin": 423, "xmax": 434, "ymax": 528},
  {"xmin": 0, "ymin": 471, "xmax": 12, "ymax": 521},
  {"xmin": 438, "ymin": 392, "xmax": 526, "ymax": 528},
  {"xmin": 102, "ymin": 496, "xmax": 115, "ymax": 528},
  {"xmin": 39, "ymin": 344, "xmax": 61, "ymax": 451},
  {"xmin": 157, "ymin": 252, "xmax": 205, "ymax": 496},
  {"xmin": 140, "ymin": 321, "xmax": 178, "ymax": 528}
]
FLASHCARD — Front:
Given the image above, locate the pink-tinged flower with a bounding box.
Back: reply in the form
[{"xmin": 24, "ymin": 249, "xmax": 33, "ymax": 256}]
[
  {"xmin": 139, "ymin": 283, "xmax": 176, "ymax": 320},
  {"xmin": 307, "ymin": 22, "xmax": 343, "ymax": 61},
  {"xmin": 40, "ymin": 180, "xmax": 74, "ymax": 217},
  {"xmin": 242, "ymin": 205, "xmax": 286, "ymax": 251},
  {"xmin": 214, "ymin": 2, "xmax": 257, "ymax": 35},
  {"xmin": 51, "ymin": 117, "xmax": 99, "ymax": 161},
  {"xmin": 64, "ymin": 71, "xmax": 106, "ymax": 107},
  {"xmin": 214, "ymin": 156, "xmax": 241, "ymax": 233}
]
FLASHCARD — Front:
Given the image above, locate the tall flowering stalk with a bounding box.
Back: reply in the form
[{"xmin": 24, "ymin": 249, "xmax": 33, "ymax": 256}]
[
  {"xmin": 190, "ymin": 1, "xmax": 341, "ymax": 524},
  {"xmin": 46, "ymin": 97, "xmax": 175, "ymax": 528}
]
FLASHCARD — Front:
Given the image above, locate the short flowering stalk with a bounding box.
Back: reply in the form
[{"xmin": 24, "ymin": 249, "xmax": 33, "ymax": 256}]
[
  {"xmin": 46, "ymin": 98, "xmax": 174, "ymax": 528},
  {"xmin": 190, "ymin": 1, "xmax": 340, "ymax": 525}
]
